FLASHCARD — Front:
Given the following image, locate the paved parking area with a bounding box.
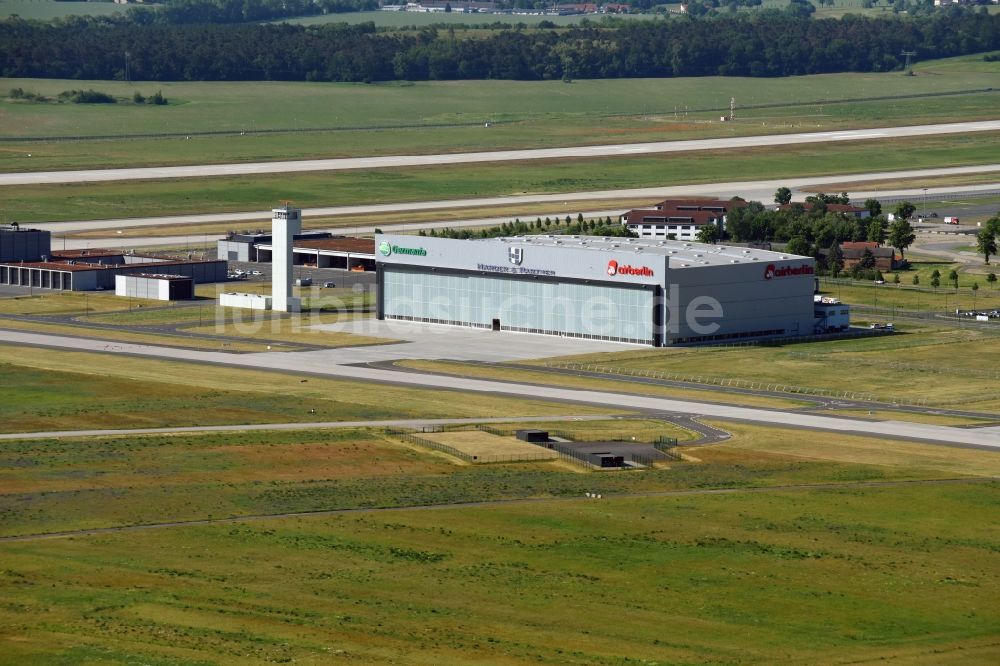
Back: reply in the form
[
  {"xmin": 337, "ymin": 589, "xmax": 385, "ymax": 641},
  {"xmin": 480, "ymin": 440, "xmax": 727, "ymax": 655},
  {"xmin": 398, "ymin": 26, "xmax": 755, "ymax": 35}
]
[
  {"xmin": 0, "ymin": 284, "xmax": 35, "ymax": 298},
  {"xmin": 310, "ymin": 318, "xmax": 642, "ymax": 363}
]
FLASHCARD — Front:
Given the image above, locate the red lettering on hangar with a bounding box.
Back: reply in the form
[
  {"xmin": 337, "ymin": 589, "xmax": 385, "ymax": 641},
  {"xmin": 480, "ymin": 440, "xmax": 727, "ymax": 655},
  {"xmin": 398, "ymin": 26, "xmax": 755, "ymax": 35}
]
[
  {"xmin": 607, "ymin": 260, "xmax": 654, "ymax": 277},
  {"xmin": 764, "ymin": 263, "xmax": 814, "ymax": 280}
]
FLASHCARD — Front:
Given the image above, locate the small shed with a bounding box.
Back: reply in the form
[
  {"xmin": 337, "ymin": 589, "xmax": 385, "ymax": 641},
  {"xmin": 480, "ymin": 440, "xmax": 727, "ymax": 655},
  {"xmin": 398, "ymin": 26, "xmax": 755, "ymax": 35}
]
[
  {"xmin": 516, "ymin": 429, "xmax": 549, "ymax": 443},
  {"xmin": 589, "ymin": 453, "xmax": 625, "ymax": 468},
  {"xmin": 115, "ymin": 274, "xmax": 194, "ymax": 301}
]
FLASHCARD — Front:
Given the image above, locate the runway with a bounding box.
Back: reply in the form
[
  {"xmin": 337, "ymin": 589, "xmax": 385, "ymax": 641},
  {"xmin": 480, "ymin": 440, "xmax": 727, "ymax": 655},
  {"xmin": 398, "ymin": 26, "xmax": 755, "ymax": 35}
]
[
  {"xmin": 5, "ymin": 120, "xmax": 1000, "ymax": 186},
  {"xmin": 1, "ymin": 328, "xmax": 998, "ymax": 451},
  {"xmin": 33, "ymin": 163, "xmax": 1000, "ymax": 250}
]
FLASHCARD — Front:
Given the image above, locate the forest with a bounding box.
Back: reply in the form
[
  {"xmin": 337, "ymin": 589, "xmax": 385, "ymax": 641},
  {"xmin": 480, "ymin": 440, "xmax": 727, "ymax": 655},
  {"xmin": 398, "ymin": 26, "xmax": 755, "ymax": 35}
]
[{"xmin": 0, "ymin": 10, "xmax": 996, "ymax": 82}]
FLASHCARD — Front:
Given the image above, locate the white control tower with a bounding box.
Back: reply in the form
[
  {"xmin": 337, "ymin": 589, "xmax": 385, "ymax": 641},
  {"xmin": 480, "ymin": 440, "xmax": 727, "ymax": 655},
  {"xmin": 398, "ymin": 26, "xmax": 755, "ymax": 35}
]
[{"xmin": 271, "ymin": 204, "xmax": 301, "ymax": 313}]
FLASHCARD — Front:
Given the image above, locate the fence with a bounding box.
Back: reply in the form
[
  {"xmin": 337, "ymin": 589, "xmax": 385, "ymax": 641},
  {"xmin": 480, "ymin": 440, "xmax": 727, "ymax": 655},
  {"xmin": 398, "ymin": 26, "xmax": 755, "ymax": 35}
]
[
  {"xmin": 478, "ymin": 425, "xmax": 681, "ymax": 466},
  {"xmin": 541, "ymin": 361, "xmax": 923, "ymax": 405}
]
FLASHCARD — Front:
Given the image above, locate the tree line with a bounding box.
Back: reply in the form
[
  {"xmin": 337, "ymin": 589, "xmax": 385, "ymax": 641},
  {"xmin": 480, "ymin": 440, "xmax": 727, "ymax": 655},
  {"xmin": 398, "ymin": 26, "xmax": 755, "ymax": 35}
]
[
  {"xmin": 0, "ymin": 10, "xmax": 996, "ymax": 82},
  {"xmin": 700, "ymin": 191, "xmax": 918, "ymax": 279}
]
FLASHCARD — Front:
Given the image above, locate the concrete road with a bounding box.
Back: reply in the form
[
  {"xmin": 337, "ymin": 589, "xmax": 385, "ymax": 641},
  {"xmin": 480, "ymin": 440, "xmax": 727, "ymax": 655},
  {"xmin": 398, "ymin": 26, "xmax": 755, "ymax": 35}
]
[
  {"xmin": 6, "ymin": 120, "xmax": 1000, "ymax": 186},
  {"xmin": 2, "ymin": 328, "xmax": 999, "ymax": 450}
]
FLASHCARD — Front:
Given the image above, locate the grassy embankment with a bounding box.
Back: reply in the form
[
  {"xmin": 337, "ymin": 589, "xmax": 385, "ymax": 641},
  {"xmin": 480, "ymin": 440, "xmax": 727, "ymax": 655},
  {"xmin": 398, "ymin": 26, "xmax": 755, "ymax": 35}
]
[{"xmin": 1, "ymin": 51, "xmax": 997, "ymax": 173}]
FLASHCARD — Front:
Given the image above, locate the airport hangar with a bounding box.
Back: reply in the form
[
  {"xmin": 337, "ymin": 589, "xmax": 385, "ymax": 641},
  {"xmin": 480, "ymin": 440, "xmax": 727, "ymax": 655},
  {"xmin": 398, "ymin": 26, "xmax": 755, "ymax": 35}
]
[{"xmin": 375, "ymin": 234, "xmax": 819, "ymax": 347}]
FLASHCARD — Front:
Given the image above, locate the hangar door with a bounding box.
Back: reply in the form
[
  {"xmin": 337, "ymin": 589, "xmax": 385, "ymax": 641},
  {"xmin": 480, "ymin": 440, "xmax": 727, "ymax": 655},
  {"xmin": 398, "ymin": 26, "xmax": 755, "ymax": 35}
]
[{"xmin": 382, "ymin": 268, "xmax": 654, "ymax": 345}]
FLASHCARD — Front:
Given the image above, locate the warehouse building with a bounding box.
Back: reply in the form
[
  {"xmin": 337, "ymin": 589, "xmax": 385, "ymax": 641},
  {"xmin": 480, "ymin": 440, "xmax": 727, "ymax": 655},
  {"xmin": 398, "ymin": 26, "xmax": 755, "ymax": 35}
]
[
  {"xmin": 217, "ymin": 229, "xmax": 332, "ymax": 263},
  {"xmin": 1, "ymin": 224, "xmax": 51, "ymax": 263},
  {"xmin": 218, "ymin": 232, "xmax": 376, "ymax": 271},
  {"xmin": 0, "ymin": 237, "xmax": 226, "ymax": 292},
  {"xmin": 375, "ymin": 234, "xmax": 819, "ymax": 346}
]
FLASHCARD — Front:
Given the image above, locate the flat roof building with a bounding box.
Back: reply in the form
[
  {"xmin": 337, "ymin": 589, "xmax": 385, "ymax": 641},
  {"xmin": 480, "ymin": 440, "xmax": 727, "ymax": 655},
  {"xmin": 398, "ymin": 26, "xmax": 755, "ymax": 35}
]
[
  {"xmin": 0, "ymin": 249, "xmax": 226, "ymax": 292},
  {"xmin": 218, "ymin": 232, "xmax": 376, "ymax": 271},
  {"xmin": 0, "ymin": 224, "xmax": 51, "ymax": 263},
  {"xmin": 376, "ymin": 234, "xmax": 818, "ymax": 346},
  {"xmin": 621, "ymin": 198, "xmax": 747, "ymax": 241}
]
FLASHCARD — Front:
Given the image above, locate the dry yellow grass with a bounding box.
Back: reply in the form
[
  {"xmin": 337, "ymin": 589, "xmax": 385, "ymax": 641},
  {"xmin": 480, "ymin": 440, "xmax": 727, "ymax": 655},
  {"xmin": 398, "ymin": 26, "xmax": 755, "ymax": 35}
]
[
  {"xmin": 420, "ymin": 431, "xmax": 557, "ymax": 461},
  {"xmin": 712, "ymin": 421, "xmax": 1000, "ymax": 478}
]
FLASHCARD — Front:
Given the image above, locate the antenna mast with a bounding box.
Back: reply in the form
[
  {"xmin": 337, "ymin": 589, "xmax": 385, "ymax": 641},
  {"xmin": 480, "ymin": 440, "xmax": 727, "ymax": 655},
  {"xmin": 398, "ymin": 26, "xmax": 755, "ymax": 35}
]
[{"xmin": 900, "ymin": 50, "xmax": 917, "ymax": 74}]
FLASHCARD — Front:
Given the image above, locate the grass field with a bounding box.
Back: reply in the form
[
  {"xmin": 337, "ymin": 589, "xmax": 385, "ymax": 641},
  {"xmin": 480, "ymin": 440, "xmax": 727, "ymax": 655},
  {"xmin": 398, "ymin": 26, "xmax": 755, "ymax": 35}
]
[
  {"xmin": 2, "ymin": 423, "xmax": 965, "ymax": 537},
  {"xmin": 419, "ymin": 430, "xmax": 558, "ymax": 461},
  {"xmin": 9, "ymin": 131, "xmax": 1000, "ymax": 223},
  {"xmin": 1, "ymin": 52, "xmax": 997, "ymax": 172},
  {"xmin": 0, "ymin": 344, "xmax": 613, "ymax": 434},
  {"xmin": 1, "ymin": 478, "xmax": 996, "ymax": 662},
  {"xmin": 546, "ymin": 325, "xmax": 1000, "ymax": 412},
  {"xmin": 717, "ymin": 421, "xmax": 1000, "ymax": 477},
  {"xmin": 0, "ymin": 0, "xmax": 125, "ymax": 19}
]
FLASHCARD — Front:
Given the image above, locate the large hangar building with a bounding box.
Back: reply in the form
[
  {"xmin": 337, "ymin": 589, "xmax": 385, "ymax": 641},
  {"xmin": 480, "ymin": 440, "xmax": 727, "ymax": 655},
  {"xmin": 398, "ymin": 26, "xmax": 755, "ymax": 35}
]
[{"xmin": 375, "ymin": 234, "xmax": 818, "ymax": 346}]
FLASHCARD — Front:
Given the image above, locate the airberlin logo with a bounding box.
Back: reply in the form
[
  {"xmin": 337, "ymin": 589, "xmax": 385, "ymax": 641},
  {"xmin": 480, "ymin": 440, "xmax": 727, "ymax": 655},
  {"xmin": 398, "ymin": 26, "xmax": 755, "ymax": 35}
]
[
  {"xmin": 607, "ymin": 260, "xmax": 653, "ymax": 278},
  {"xmin": 764, "ymin": 263, "xmax": 814, "ymax": 280}
]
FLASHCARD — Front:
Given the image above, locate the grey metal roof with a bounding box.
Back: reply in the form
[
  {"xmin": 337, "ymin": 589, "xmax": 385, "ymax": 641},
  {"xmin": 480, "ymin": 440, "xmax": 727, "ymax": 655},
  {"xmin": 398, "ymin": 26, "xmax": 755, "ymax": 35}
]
[{"xmin": 487, "ymin": 235, "xmax": 809, "ymax": 269}]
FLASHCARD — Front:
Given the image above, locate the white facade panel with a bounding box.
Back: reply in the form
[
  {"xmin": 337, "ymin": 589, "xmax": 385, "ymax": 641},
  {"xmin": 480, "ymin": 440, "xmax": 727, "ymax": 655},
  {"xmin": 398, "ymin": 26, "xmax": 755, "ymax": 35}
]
[{"xmin": 220, "ymin": 292, "xmax": 272, "ymax": 310}]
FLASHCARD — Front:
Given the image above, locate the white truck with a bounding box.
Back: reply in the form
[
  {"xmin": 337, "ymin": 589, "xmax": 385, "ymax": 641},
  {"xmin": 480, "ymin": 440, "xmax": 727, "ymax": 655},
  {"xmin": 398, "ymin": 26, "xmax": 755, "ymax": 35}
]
[{"xmin": 943, "ymin": 217, "xmax": 960, "ymax": 225}]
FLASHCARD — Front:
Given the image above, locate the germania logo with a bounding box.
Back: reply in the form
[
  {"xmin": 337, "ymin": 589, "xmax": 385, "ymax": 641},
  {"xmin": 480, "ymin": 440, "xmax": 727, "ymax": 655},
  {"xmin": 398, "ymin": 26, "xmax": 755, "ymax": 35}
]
[
  {"xmin": 607, "ymin": 260, "xmax": 653, "ymax": 277},
  {"xmin": 378, "ymin": 242, "xmax": 427, "ymax": 258},
  {"xmin": 764, "ymin": 263, "xmax": 814, "ymax": 280}
]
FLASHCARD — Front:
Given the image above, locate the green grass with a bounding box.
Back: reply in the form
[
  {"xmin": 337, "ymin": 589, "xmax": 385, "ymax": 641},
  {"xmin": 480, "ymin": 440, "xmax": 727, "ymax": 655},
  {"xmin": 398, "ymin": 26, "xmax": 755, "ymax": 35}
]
[
  {"xmin": 0, "ymin": 0, "xmax": 125, "ymax": 20},
  {"xmin": 822, "ymin": 255, "xmax": 1000, "ymax": 311},
  {"xmin": 9, "ymin": 131, "xmax": 1000, "ymax": 223},
  {"xmin": 1, "ymin": 479, "xmax": 996, "ymax": 663},
  {"xmin": 0, "ymin": 345, "xmax": 612, "ymax": 434},
  {"xmin": 1, "ymin": 51, "xmax": 997, "ymax": 171}
]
